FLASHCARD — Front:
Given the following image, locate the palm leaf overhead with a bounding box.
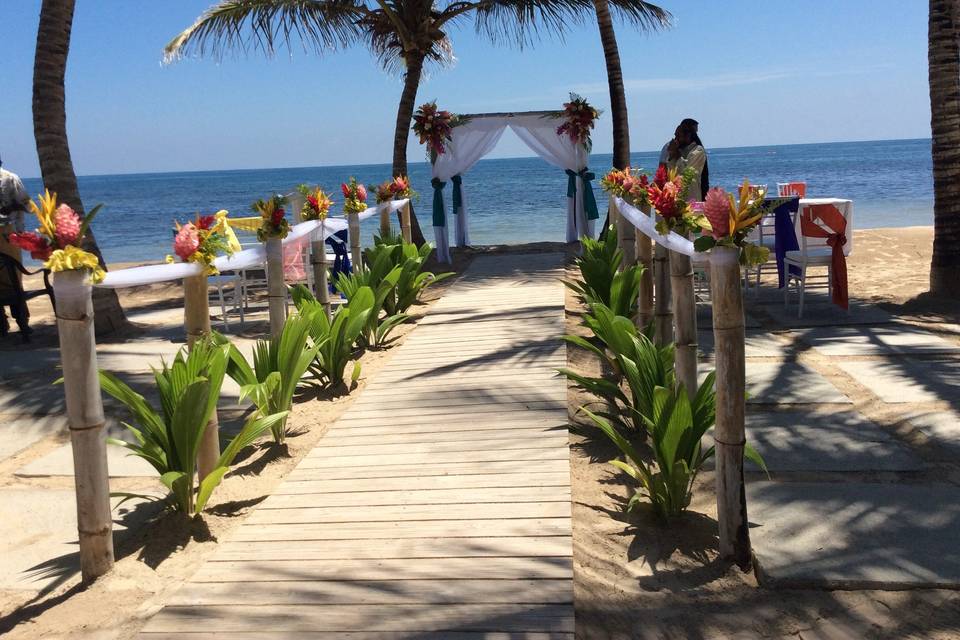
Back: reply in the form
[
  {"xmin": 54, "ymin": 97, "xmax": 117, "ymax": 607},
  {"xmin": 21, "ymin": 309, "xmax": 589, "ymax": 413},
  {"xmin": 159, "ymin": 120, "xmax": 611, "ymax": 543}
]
[{"xmin": 165, "ymin": 0, "xmax": 671, "ymax": 245}]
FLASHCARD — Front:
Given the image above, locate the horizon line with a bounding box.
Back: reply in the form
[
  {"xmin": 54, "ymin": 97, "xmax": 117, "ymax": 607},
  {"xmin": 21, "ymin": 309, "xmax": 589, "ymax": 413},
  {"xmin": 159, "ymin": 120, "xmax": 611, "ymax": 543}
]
[{"xmin": 18, "ymin": 136, "xmax": 930, "ymax": 181}]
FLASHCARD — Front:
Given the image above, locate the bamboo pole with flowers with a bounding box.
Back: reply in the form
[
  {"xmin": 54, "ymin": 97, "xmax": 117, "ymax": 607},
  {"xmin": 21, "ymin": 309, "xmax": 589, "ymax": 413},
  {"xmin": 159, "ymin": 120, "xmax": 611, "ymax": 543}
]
[
  {"xmin": 297, "ymin": 185, "xmax": 334, "ymax": 319},
  {"xmin": 636, "ymin": 208, "xmax": 654, "ymax": 328},
  {"xmin": 342, "ymin": 178, "xmax": 367, "ymax": 269},
  {"xmin": 601, "ymin": 166, "xmax": 650, "ymax": 323},
  {"xmin": 253, "ymin": 195, "xmax": 290, "ymax": 337},
  {"xmin": 374, "ymin": 176, "xmax": 415, "ymax": 241},
  {"xmin": 168, "ymin": 213, "xmax": 235, "ymax": 478},
  {"xmin": 648, "ymin": 165, "xmax": 703, "ymax": 399},
  {"xmin": 694, "ymin": 180, "xmax": 770, "ymax": 569},
  {"xmin": 10, "ymin": 191, "xmax": 113, "ymax": 582}
]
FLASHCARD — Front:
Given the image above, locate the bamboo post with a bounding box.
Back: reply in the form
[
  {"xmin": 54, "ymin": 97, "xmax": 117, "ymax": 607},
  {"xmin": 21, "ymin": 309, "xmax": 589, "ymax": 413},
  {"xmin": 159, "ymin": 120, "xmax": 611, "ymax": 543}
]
[
  {"xmin": 311, "ymin": 221, "xmax": 331, "ymax": 319},
  {"xmin": 636, "ymin": 203, "xmax": 654, "ymax": 328},
  {"xmin": 183, "ymin": 273, "xmax": 220, "ymax": 480},
  {"xmin": 265, "ymin": 237, "xmax": 286, "ymax": 337},
  {"xmin": 348, "ymin": 210, "xmax": 362, "ymax": 271},
  {"xmin": 610, "ymin": 195, "xmax": 636, "ymax": 267},
  {"xmin": 653, "ymin": 229, "xmax": 673, "ymax": 345},
  {"xmin": 670, "ymin": 241, "xmax": 698, "ymax": 399},
  {"xmin": 709, "ymin": 245, "xmax": 751, "ymax": 570},
  {"xmin": 400, "ymin": 201, "xmax": 413, "ymax": 244},
  {"xmin": 379, "ymin": 204, "xmax": 391, "ymax": 238},
  {"xmin": 53, "ymin": 270, "xmax": 114, "ymax": 583}
]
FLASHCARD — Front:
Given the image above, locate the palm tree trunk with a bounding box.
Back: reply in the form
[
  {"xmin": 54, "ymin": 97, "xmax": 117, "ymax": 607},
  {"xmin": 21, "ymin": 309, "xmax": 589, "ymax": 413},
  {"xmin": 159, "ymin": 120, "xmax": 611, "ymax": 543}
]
[
  {"xmin": 392, "ymin": 53, "xmax": 426, "ymax": 246},
  {"xmin": 929, "ymin": 0, "xmax": 960, "ymax": 297},
  {"xmin": 594, "ymin": 0, "xmax": 637, "ymax": 261},
  {"xmin": 33, "ymin": 0, "xmax": 127, "ymax": 333}
]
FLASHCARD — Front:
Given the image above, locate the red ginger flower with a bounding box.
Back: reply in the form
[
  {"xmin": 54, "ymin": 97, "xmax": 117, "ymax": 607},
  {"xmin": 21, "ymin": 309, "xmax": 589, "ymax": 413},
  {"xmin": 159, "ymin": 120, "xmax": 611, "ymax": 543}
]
[
  {"xmin": 197, "ymin": 215, "xmax": 215, "ymax": 230},
  {"xmin": 271, "ymin": 209, "xmax": 285, "ymax": 226},
  {"xmin": 653, "ymin": 165, "xmax": 668, "ymax": 189},
  {"xmin": 356, "ymin": 184, "xmax": 367, "ymax": 202},
  {"xmin": 703, "ymin": 187, "xmax": 732, "ymax": 239},
  {"xmin": 54, "ymin": 204, "xmax": 82, "ymax": 247},
  {"xmin": 10, "ymin": 231, "xmax": 53, "ymax": 260},
  {"xmin": 341, "ymin": 183, "xmax": 351, "ymax": 198}
]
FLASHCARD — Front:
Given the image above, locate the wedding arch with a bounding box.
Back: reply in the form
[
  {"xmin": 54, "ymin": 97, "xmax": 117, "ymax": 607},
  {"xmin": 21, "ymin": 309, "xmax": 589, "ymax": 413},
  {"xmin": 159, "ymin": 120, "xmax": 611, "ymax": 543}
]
[{"xmin": 415, "ymin": 99, "xmax": 601, "ymax": 262}]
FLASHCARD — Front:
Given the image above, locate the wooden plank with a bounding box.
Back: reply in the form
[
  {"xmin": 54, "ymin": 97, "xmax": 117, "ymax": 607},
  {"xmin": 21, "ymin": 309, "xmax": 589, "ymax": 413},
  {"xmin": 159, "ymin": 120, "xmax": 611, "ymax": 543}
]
[
  {"xmin": 279, "ymin": 471, "xmax": 571, "ymax": 494},
  {"xmin": 305, "ymin": 435, "xmax": 569, "ymax": 459},
  {"xmin": 210, "ymin": 537, "xmax": 573, "ymax": 562},
  {"xmin": 142, "ymin": 632, "xmax": 572, "ymax": 639},
  {"xmin": 344, "ymin": 393, "xmax": 568, "ymax": 413},
  {"xmin": 189, "ymin": 557, "xmax": 573, "ymax": 583},
  {"xmin": 325, "ymin": 419, "xmax": 568, "ymax": 438},
  {"xmin": 167, "ymin": 577, "xmax": 573, "ymax": 605},
  {"xmin": 141, "ymin": 603, "xmax": 575, "ymax": 634},
  {"xmin": 312, "ymin": 427, "xmax": 568, "ymax": 449},
  {"xmin": 261, "ymin": 486, "xmax": 571, "ymax": 509},
  {"xmin": 336, "ymin": 400, "xmax": 565, "ymax": 420},
  {"xmin": 296, "ymin": 446, "xmax": 569, "ymax": 470},
  {"xmin": 244, "ymin": 501, "xmax": 571, "ymax": 524},
  {"xmin": 231, "ymin": 518, "xmax": 571, "ymax": 542},
  {"xmin": 286, "ymin": 459, "xmax": 571, "ymax": 482}
]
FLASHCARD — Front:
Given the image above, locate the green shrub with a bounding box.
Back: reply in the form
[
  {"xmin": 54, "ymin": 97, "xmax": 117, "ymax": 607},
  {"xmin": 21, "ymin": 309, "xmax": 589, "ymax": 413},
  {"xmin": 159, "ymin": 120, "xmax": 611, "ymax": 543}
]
[
  {"xmin": 99, "ymin": 338, "xmax": 286, "ymax": 514},
  {"xmin": 220, "ymin": 313, "xmax": 319, "ymax": 444},
  {"xmin": 560, "ymin": 303, "xmax": 674, "ymax": 432},
  {"xmin": 336, "ymin": 249, "xmax": 408, "ymax": 347},
  {"xmin": 567, "ymin": 224, "xmax": 644, "ymax": 318},
  {"xmin": 291, "ymin": 284, "xmax": 373, "ymax": 389},
  {"xmin": 365, "ymin": 239, "xmax": 454, "ymax": 315}
]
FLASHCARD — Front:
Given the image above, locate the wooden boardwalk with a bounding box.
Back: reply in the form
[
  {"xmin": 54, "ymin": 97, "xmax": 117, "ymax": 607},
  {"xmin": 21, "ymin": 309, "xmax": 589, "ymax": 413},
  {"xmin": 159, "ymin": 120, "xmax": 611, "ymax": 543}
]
[{"xmin": 140, "ymin": 253, "xmax": 574, "ymax": 639}]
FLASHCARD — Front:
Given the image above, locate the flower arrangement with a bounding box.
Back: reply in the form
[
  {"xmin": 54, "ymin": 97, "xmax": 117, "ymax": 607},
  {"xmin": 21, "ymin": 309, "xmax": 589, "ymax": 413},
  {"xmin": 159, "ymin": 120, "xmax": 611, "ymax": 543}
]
[
  {"xmin": 9, "ymin": 190, "xmax": 104, "ymax": 282},
  {"xmin": 372, "ymin": 175, "xmax": 414, "ymax": 204},
  {"xmin": 647, "ymin": 165, "xmax": 706, "ymax": 236},
  {"xmin": 555, "ymin": 93, "xmax": 601, "ymax": 151},
  {"xmin": 341, "ymin": 177, "xmax": 368, "ymax": 215},
  {"xmin": 694, "ymin": 179, "xmax": 770, "ymax": 266},
  {"xmin": 252, "ymin": 194, "xmax": 289, "ymax": 242},
  {"xmin": 166, "ymin": 214, "xmax": 234, "ymax": 275},
  {"xmin": 600, "ymin": 167, "xmax": 650, "ymax": 206},
  {"xmin": 296, "ymin": 184, "xmax": 333, "ymax": 221},
  {"xmin": 412, "ymin": 101, "xmax": 469, "ymax": 158}
]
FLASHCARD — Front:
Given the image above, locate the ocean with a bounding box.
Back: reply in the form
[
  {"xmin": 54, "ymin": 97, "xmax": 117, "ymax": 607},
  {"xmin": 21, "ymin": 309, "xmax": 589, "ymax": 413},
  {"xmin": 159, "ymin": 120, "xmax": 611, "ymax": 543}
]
[{"xmin": 19, "ymin": 138, "xmax": 933, "ymax": 265}]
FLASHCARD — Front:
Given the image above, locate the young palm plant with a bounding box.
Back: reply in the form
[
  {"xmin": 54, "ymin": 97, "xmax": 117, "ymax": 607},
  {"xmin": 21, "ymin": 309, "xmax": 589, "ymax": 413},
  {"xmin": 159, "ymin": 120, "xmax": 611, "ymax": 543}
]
[
  {"xmin": 163, "ymin": 0, "xmax": 672, "ymax": 245},
  {"xmin": 99, "ymin": 338, "xmax": 286, "ymax": 515},
  {"xmin": 366, "ymin": 238, "xmax": 454, "ymax": 315},
  {"xmin": 220, "ymin": 313, "xmax": 319, "ymax": 444},
  {"xmin": 336, "ymin": 249, "xmax": 408, "ymax": 347},
  {"xmin": 567, "ymin": 224, "xmax": 644, "ymax": 318},
  {"xmin": 292, "ymin": 284, "xmax": 374, "ymax": 389}
]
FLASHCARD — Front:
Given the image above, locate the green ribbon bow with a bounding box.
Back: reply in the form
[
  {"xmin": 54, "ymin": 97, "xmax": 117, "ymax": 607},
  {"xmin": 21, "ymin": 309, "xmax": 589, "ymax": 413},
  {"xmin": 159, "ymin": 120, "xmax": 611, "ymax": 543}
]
[
  {"xmin": 451, "ymin": 174, "xmax": 463, "ymax": 213},
  {"xmin": 431, "ymin": 177, "xmax": 446, "ymax": 227},
  {"xmin": 566, "ymin": 167, "xmax": 600, "ymax": 221}
]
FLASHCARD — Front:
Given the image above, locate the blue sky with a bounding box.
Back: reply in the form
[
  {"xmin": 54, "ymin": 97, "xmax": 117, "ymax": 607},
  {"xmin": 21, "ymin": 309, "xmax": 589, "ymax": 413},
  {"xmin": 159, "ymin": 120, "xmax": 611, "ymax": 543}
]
[{"xmin": 2, "ymin": 0, "xmax": 930, "ymax": 178}]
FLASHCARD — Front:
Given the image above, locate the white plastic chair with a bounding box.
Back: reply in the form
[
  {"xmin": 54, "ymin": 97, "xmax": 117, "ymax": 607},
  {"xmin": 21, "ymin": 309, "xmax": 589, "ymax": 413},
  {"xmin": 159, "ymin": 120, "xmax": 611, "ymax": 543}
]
[
  {"xmin": 783, "ymin": 200, "xmax": 853, "ymax": 317},
  {"xmin": 208, "ymin": 273, "xmax": 244, "ymax": 330},
  {"xmin": 777, "ymin": 182, "xmax": 807, "ymax": 197}
]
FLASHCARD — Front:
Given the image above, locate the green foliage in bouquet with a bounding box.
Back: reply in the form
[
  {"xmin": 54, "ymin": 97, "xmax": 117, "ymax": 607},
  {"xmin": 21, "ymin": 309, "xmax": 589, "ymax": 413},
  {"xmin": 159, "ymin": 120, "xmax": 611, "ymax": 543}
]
[{"xmin": 99, "ymin": 338, "xmax": 286, "ymax": 514}]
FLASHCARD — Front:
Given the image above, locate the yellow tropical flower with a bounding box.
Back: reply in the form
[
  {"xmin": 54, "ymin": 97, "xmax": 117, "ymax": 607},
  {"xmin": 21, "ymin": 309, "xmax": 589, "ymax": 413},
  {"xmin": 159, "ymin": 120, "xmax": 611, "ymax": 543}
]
[
  {"xmin": 45, "ymin": 245, "xmax": 105, "ymax": 283},
  {"xmin": 726, "ymin": 179, "xmax": 765, "ymax": 235},
  {"xmin": 28, "ymin": 189, "xmax": 59, "ymax": 240}
]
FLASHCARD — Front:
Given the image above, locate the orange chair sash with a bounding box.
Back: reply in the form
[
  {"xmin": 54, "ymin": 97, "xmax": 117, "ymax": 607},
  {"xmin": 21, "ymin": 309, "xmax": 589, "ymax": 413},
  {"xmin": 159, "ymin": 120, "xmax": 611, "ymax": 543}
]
[{"xmin": 800, "ymin": 203, "xmax": 848, "ymax": 309}]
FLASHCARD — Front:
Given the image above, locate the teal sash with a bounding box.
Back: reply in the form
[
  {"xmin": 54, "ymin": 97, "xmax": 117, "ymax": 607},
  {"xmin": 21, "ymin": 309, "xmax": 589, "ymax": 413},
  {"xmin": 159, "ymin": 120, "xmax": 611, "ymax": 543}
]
[{"xmin": 431, "ymin": 177, "xmax": 446, "ymax": 227}]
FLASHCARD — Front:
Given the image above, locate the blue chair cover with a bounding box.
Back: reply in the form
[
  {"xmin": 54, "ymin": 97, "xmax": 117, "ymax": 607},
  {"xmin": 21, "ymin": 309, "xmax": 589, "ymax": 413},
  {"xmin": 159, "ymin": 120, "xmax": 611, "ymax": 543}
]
[
  {"xmin": 770, "ymin": 196, "xmax": 801, "ymax": 288},
  {"xmin": 326, "ymin": 229, "xmax": 351, "ymax": 292}
]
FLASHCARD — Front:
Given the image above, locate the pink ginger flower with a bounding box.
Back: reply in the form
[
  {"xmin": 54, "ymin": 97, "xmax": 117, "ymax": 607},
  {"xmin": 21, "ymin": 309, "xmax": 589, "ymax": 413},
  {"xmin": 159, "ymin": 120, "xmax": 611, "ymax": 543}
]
[
  {"xmin": 54, "ymin": 204, "xmax": 82, "ymax": 247},
  {"xmin": 173, "ymin": 223, "xmax": 200, "ymax": 261},
  {"xmin": 356, "ymin": 183, "xmax": 367, "ymax": 202},
  {"xmin": 703, "ymin": 187, "xmax": 731, "ymax": 239}
]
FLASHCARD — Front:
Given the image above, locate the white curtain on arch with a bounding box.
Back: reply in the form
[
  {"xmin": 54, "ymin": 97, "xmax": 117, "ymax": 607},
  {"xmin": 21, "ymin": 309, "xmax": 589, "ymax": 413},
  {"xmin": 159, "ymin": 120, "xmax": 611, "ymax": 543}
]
[
  {"xmin": 431, "ymin": 118, "xmax": 507, "ymax": 262},
  {"xmin": 507, "ymin": 114, "xmax": 595, "ymax": 242}
]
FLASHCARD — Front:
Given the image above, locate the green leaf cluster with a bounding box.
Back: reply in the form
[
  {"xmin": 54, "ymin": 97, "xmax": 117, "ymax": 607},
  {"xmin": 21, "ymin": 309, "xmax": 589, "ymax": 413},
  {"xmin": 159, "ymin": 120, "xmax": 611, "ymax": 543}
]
[
  {"xmin": 566, "ymin": 224, "xmax": 644, "ymax": 319},
  {"xmin": 100, "ymin": 337, "xmax": 286, "ymax": 514}
]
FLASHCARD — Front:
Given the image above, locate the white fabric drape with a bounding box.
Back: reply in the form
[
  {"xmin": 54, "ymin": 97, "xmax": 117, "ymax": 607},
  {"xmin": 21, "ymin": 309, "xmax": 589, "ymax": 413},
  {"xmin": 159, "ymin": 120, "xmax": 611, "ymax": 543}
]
[
  {"xmin": 507, "ymin": 114, "xmax": 594, "ymax": 242},
  {"xmin": 432, "ymin": 118, "xmax": 507, "ymax": 260},
  {"xmin": 613, "ymin": 196, "xmax": 708, "ymax": 265},
  {"xmin": 97, "ymin": 199, "xmax": 408, "ymax": 289}
]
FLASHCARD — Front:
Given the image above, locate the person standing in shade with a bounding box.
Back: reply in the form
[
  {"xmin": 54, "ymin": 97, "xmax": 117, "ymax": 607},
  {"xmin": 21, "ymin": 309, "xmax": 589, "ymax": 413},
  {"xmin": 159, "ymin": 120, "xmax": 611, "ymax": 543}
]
[
  {"xmin": 659, "ymin": 118, "xmax": 709, "ymax": 201},
  {"xmin": 0, "ymin": 156, "xmax": 32, "ymax": 335}
]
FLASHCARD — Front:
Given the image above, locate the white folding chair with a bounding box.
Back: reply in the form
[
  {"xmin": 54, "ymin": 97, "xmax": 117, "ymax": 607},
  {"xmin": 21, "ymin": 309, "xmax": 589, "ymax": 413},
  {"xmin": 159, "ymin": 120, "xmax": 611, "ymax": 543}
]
[
  {"xmin": 784, "ymin": 201, "xmax": 853, "ymax": 317},
  {"xmin": 207, "ymin": 272, "xmax": 244, "ymax": 330}
]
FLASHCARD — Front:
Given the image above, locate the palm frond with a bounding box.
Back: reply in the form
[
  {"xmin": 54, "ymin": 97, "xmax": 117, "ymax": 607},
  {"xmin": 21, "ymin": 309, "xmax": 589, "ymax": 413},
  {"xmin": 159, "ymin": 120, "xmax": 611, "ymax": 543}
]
[
  {"xmin": 603, "ymin": 0, "xmax": 671, "ymax": 29},
  {"xmin": 164, "ymin": 0, "xmax": 368, "ymax": 63}
]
